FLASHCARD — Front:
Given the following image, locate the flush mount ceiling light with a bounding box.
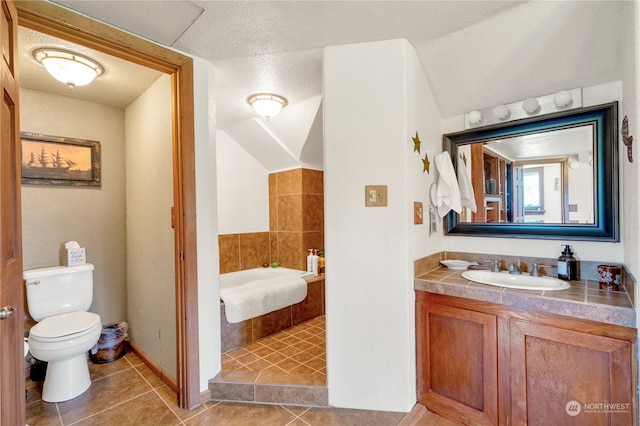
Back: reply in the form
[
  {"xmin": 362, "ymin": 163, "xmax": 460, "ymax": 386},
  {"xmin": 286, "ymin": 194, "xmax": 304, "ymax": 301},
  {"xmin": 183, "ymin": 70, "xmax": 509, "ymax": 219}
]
[
  {"xmin": 33, "ymin": 48, "xmax": 104, "ymax": 89},
  {"xmin": 247, "ymin": 93, "xmax": 288, "ymax": 119}
]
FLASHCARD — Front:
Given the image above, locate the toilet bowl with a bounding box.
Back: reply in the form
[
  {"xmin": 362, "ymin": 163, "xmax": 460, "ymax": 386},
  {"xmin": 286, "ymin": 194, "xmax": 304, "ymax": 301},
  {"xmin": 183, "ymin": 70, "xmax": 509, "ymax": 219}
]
[
  {"xmin": 24, "ymin": 264, "xmax": 102, "ymax": 403},
  {"xmin": 28, "ymin": 311, "xmax": 102, "ymax": 402}
]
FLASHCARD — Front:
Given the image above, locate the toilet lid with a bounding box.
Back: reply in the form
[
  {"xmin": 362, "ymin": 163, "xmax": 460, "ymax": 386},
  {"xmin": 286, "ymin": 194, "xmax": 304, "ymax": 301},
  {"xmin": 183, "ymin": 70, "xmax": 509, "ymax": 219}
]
[{"xmin": 29, "ymin": 311, "xmax": 101, "ymax": 340}]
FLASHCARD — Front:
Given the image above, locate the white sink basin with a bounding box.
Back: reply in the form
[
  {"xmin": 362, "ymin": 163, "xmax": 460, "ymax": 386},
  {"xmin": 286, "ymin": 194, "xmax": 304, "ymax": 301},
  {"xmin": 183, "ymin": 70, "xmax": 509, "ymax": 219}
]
[{"xmin": 461, "ymin": 270, "xmax": 570, "ymax": 291}]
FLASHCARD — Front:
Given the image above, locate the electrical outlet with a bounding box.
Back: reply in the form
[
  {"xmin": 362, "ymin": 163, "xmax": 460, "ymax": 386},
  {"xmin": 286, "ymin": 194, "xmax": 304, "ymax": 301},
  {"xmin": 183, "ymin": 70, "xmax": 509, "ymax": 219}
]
[{"xmin": 365, "ymin": 185, "xmax": 387, "ymax": 207}]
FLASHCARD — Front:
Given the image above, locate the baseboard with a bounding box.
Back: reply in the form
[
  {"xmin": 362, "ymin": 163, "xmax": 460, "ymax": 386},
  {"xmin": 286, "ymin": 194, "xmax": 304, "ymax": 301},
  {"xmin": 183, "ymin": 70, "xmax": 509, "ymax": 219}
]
[
  {"xmin": 200, "ymin": 389, "xmax": 211, "ymax": 404},
  {"xmin": 396, "ymin": 403, "xmax": 428, "ymax": 426},
  {"xmin": 127, "ymin": 341, "xmax": 178, "ymax": 393}
]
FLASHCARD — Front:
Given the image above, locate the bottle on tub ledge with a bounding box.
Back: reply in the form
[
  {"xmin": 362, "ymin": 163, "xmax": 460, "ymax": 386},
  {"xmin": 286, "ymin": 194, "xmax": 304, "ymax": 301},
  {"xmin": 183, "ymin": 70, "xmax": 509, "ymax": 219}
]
[
  {"xmin": 311, "ymin": 249, "xmax": 320, "ymax": 276},
  {"xmin": 318, "ymin": 251, "xmax": 325, "ymax": 274},
  {"xmin": 307, "ymin": 249, "xmax": 314, "ymax": 273},
  {"xmin": 557, "ymin": 244, "xmax": 578, "ymax": 281}
]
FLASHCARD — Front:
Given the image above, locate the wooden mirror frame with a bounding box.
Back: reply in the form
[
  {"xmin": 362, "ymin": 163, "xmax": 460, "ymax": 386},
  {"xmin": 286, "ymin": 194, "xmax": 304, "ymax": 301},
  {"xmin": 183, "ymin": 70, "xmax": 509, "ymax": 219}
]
[{"xmin": 443, "ymin": 102, "xmax": 619, "ymax": 241}]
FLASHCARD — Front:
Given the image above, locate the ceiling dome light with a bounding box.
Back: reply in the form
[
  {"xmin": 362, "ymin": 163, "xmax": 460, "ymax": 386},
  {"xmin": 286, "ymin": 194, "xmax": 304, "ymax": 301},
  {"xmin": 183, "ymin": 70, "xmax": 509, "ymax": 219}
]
[
  {"xmin": 247, "ymin": 93, "xmax": 288, "ymax": 119},
  {"xmin": 33, "ymin": 48, "xmax": 103, "ymax": 89}
]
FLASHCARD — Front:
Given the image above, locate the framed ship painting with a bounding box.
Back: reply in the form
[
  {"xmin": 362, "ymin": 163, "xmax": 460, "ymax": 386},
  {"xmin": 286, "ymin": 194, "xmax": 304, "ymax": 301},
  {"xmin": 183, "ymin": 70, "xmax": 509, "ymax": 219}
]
[{"xmin": 20, "ymin": 132, "xmax": 101, "ymax": 187}]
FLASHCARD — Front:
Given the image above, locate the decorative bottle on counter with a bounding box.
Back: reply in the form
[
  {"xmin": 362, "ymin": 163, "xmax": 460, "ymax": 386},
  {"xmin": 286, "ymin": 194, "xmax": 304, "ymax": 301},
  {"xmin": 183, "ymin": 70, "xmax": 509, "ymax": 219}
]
[
  {"xmin": 557, "ymin": 245, "xmax": 578, "ymax": 281},
  {"xmin": 306, "ymin": 249, "xmax": 313, "ymax": 273}
]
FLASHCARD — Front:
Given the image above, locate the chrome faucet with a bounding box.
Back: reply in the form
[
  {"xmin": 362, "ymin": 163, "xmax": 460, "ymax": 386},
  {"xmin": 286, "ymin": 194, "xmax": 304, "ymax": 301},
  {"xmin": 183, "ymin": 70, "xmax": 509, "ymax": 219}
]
[
  {"xmin": 530, "ymin": 264, "xmax": 550, "ymax": 277},
  {"xmin": 509, "ymin": 263, "xmax": 521, "ymax": 274},
  {"xmin": 531, "ymin": 263, "xmax": 541, "ymax": 277},
  {"xmin": 491, "ymin": 260, "xmax": 500, "ymax": 273}
]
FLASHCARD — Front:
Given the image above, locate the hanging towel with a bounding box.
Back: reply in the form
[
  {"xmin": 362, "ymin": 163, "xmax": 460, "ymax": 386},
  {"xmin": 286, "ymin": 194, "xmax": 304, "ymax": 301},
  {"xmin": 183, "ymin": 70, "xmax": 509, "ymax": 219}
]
[
  {"xmin": 457, "ymin": 156, "xmax": 477, "ymax": 213},
  {"xmin": 220, "ymin": 275, "xmax": 307, "ymax": 323},
  {"xmin": 434, "ymin": 152, "xmax": 462, "ymax": 217}
]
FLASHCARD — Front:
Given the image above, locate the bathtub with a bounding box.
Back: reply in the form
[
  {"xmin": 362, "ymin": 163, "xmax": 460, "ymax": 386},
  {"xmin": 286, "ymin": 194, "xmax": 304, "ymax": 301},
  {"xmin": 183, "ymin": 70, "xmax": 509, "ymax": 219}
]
[
  {"xmin": 220, "ymin": 267, "xmax": 314, "ymax": 291},
  {"xmin": 219, "ymin": 267, "xmax": 324, "ymax": 353}
]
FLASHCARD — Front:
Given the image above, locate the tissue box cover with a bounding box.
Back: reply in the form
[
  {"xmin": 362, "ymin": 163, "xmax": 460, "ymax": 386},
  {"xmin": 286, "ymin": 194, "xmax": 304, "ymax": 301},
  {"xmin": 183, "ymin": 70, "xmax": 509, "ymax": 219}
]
[{"xmin": 65, "ymin": 248, "xmax": 86, "ymax": 266}]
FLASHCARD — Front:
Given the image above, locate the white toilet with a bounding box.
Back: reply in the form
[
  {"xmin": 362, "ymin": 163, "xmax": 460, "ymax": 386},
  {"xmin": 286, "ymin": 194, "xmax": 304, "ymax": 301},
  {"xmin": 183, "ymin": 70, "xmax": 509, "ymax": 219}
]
[{"xmin": 24, "ymin": 263, "xmax": 102, "ymax": 403}]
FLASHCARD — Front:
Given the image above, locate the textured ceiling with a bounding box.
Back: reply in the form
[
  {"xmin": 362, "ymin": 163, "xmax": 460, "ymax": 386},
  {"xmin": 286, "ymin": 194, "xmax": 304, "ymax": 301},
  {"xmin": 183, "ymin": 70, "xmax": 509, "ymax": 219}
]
[{"xmin": 41, "ymin": 1, "xmax": 629, "ymax": 172}]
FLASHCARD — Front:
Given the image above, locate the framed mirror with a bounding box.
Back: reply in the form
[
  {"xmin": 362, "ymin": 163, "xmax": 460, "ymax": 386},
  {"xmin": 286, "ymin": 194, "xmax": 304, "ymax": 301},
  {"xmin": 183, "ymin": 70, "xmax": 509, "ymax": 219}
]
[{"xmin": 443, "ymin": 102, "xmax": 618, "ymax": 241}]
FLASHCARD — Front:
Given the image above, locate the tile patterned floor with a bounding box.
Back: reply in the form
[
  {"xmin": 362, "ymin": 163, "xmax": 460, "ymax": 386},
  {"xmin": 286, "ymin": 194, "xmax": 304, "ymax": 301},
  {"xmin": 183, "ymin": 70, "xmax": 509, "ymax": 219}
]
[
  {"xmin": 222, "ymin": 315, "xmax": 327, "ymax": 379},
  {"xmin": 25, "ymin": 315, "xmax": 461, "ymax": 425},
  {"xmin": 212, "ymin": 316, "xmax": 328, "ymax": 405}
]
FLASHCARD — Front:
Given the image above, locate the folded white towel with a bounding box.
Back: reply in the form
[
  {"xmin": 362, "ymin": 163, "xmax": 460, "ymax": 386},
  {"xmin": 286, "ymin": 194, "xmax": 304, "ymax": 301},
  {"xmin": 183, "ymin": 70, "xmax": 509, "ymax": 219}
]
[
  {"xmin": 457, "ymin": 156, "xmax": 477, "ymax": 213},
  {"xmin": 435, "ymin": 152, "xmax": 462, "ymax": 217},
  {"xmin": 220, "ymin": 275, "xmax": 307, "ymax": 323}
]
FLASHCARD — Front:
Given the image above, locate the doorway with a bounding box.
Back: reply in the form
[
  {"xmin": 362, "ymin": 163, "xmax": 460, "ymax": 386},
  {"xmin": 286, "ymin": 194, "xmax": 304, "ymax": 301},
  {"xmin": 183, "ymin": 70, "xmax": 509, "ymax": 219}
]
[{"xmin": 16, "ymin": 2, "xmax": 200, "ymax": 409}]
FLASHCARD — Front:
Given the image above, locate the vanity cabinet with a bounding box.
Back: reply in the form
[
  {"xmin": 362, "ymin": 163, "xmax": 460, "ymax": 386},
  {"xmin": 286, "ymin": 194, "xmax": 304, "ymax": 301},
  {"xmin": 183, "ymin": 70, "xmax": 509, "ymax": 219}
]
[
  {"xmin": 416, "ymin": 294, "xmax": 499, "ymax": 425},
  {"xmin": 416, "ymin": 292, "xmax": 636, "ymax": 426}
]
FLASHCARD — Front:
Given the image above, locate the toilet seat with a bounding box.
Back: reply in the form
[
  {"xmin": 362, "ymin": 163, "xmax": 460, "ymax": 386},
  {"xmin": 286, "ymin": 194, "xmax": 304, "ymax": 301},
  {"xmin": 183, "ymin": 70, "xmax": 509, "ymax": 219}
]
[{"xmin": 29, "ymin": 311, "xmax": 101, "ymax": 343}]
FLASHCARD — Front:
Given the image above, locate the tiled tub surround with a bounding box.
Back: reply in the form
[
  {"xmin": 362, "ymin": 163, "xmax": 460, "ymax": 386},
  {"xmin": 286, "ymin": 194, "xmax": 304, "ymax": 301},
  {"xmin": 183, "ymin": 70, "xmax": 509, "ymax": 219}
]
[
  {"xmin": 269, "ymin": 168, "xmax": 324, "ymax": 271},
  {"xmin": 414, "ymin": 252, "xmax": 635, "ymax": 328},
  {"xmin": 219, "ymin": 232, "xmax": 271, "ymax": 274},
  {"xmin": 218, "ymin": 169, "xmax": 324, "ymax": 274},
  {"xmin": 221, "ymin": 276, "xmax": 325, "ymax": 353}
]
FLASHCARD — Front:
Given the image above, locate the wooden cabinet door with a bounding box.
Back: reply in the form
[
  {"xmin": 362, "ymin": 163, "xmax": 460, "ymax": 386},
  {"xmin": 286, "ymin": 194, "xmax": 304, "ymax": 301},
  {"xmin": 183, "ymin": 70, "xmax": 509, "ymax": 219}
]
[
  {"xmin": 417, "ymin": 298, "xmax": 498, "ymax": 425},
  {"xmin": 510, "ymin": 320, "xmax": 633, "ymax": 426}
]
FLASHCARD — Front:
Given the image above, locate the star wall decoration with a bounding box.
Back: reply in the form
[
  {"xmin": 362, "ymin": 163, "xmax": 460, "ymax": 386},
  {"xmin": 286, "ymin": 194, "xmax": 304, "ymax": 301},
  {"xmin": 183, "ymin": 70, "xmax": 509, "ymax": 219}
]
[
  {"xmin": 412, "ymin": 131, "xmax": 421, "ymax": 153},
  {"xmin": 422, "ymin": 152, "xmax": 430, "ymax": 173}
]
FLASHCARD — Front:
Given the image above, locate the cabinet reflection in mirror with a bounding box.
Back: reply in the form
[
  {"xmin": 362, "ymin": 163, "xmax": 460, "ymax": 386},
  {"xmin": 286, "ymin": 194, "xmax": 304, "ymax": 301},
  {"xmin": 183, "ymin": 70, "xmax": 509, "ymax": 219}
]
[{"xmin": 443, "ymin": 102, "xmax": 618, "ymax": 241}]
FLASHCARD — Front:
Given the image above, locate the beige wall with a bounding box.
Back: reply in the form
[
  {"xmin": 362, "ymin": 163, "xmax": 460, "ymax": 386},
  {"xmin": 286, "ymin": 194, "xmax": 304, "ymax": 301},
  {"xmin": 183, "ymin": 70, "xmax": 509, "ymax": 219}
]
[
  {"xmin": 20, "ymin": 88, "xmax": 127, "ymax": 325},
  {"xmin": 125, "ymin": 75, "xmax": 176, "ymax": 379},
  {"xmin": 21, "ymin": 77, "xmax": 175, "ymax": 380}
]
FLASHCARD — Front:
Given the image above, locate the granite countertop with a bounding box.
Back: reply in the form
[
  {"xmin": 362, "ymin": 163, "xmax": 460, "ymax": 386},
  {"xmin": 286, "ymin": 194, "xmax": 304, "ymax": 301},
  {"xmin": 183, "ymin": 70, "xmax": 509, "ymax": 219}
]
[{"xmin": 415, "ymin": 267, "xmax": 636, "ymax": 328}]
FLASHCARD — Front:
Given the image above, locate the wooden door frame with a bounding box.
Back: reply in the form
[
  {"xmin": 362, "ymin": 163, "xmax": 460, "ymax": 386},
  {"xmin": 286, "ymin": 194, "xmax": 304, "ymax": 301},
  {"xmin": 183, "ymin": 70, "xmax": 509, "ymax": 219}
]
[{"xmin": 15, "ymin": 1, "xmax": 200, "ymax": 409}]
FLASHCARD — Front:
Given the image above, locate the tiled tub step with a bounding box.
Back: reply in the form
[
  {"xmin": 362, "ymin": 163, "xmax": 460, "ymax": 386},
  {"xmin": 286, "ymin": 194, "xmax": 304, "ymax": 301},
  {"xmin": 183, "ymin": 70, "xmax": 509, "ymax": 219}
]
[{"xmin": 209, "ymin": 370, "xmax": 328, "ymax": 406}]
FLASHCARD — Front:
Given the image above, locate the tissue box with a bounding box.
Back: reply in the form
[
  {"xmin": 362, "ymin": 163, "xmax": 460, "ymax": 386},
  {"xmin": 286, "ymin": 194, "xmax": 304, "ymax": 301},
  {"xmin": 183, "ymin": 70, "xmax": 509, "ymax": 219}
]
[{"xmin": 65, "ymin": 248, "xmax": 86, "ymax": 266}]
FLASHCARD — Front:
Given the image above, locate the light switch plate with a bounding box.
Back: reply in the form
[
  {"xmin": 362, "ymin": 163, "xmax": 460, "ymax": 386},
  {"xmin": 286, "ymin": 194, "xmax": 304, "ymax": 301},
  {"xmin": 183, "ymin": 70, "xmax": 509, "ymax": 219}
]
[{"xmin": 365, "ymin": 185, "xmax": 387, "ymax": 207}]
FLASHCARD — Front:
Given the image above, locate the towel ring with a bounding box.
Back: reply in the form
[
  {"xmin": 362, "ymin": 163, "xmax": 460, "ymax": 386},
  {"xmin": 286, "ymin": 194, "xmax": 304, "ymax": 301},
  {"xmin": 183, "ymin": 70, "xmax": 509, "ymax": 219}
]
[{"xmin": 429, "ymin": 182, "xmax": 438, "ymax": 208}]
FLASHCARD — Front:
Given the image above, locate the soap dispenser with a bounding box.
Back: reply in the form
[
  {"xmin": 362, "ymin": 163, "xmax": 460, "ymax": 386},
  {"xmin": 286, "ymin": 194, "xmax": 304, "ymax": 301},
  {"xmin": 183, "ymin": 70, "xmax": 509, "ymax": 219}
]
[{"xmin": 557, "ymin": 245, "xmax": 578, "ymax": 281}]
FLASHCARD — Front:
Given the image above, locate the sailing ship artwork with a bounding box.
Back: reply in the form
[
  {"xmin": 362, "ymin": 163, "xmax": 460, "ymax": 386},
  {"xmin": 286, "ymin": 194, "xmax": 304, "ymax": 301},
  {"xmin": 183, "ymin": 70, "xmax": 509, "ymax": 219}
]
[{"xmin": 21, "ymin": 133, "xmax": 101, "ymax": 187}]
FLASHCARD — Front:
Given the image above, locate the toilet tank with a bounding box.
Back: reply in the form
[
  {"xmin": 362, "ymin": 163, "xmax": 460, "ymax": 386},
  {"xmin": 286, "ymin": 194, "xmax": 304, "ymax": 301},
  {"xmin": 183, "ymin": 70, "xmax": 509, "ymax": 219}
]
[{"xmin": 24, "ymin": 263, "xmax": 94, "ymax": 321}]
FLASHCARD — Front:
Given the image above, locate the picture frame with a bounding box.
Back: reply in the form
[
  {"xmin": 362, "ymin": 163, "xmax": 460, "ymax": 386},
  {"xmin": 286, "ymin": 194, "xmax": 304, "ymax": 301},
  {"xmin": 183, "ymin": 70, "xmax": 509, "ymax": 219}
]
[{"xmin": 20, "ymin": 132, "xmax": 101, "ymax": 187}]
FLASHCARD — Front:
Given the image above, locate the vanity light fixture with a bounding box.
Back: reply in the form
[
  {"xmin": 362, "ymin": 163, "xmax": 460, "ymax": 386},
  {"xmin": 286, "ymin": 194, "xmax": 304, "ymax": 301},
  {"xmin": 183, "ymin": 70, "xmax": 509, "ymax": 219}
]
[
  {"xmin": 522, "ymin": 97, "xmax": 540, "ymax": 114},
  {"xmin": 247, "ymin": 93, "xmax": 288, "ymax": 119},
  {"xmin": 467, "ymin": 110, "xmax": 483, "ymax": 125},
  {"xmin": 554, "ymin": 90, "xmax": 573, "ymax": 108},
  {"xmin": 464, "ymin": 88, "xmax": 582, "ymax": 129},
  {"xmin": 33, "ymin": 48, "xmax": 103, "ymax": 89},
  {"xmin": 493, "ymin": 104, "xmax": 510, "ymax": 120}
]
